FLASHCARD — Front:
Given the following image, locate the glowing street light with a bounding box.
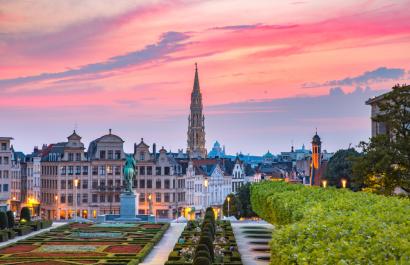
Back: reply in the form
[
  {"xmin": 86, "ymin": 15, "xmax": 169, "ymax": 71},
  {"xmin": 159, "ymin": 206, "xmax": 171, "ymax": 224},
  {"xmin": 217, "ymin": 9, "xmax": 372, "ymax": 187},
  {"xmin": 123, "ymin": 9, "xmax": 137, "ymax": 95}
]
[
  {"xmin": 341, "ymin": 179, "xmax": 347, "ymax": 188},
  {"xmin": 74, "ymin": 178, "xmax": 79, "ymax": 222},
  {"xmin": 322, "ymin": 180, "xmax": 327, "ymax": 188},
  {"xmin": 204, "ymin": 177, "xmax": 208, "ymax": 211},
  {"xmin": 227, "ymin": 196, "xmax": 231, "ymax": 217}
]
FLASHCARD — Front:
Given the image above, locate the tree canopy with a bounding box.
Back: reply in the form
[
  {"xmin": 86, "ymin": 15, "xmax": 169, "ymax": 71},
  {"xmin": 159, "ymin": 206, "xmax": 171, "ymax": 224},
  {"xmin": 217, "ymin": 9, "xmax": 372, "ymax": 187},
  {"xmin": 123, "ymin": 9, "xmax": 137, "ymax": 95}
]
[{"xmin": 352, "ymin": 84, "xmax": 410, "ymax": 195}]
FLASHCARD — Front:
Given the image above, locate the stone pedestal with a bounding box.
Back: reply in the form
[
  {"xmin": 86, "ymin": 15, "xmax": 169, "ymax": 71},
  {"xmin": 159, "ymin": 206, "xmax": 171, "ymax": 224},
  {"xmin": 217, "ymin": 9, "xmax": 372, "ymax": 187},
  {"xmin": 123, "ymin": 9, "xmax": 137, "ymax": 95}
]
[{"xmin": 116, "ymin": 191, "xmax": 140, "ymax": 221}]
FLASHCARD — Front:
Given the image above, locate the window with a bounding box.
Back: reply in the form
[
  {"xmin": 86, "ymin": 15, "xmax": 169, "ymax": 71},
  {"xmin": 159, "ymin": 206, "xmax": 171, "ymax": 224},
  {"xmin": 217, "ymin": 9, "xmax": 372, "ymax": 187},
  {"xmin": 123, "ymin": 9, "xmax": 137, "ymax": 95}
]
[
  {"xmin": 139, "ymin": 179, "xmax": 145, "ymax": 188},
  {"xmin": 164, "ymin": 193, "xmax": 170, "ymax": 202},
  {"xmin": 115, "ymin": 166, "xmax": 121, "ymax": 175},
  {"xmin": 108, "ymin": 194, "xmax": 113, "ymax": 203},
  {"xmin": 76, "ymin": 166, "xmax": 81, "ymax": 175},
  {"xmin": 139, "ymin": 151, "xmax": 145, "ymax": 161},
  {"xmin": 147, "ymin": 166, "xmax": 152, "ymax": 175},
  {"xmin": 115, "ymin": 179, "xmax": 121, "ymax": 187},
  {"xmin": 68, "ymin": 194, "xmax": 73, "ymax": 204},
  {"xmin": 140, "ymin": 166, "xmax": 145, "ymax": 175},
  {"xmin": 61, "ymin": 194, "xmax": 66, "ymax": 203},
  {"xmin": 61, "ymin": 166, "xmax": 66, "ymax": 175},
  {"xmin": 147, "ymin": 179, "xmax": 152, "ymax": 188},
  {"xmin": 3, "ymin": 184, "xmax": 8, "ymax": 192},
  {"xmin": 76, "ymin": 153, "xmax": 81, "ymax": 161},
  {"xmin": 82, "ymin": 180, "xmax": 88, "ymax": 189},
  {"xmin": 82, "ymin": 194, "xmax": 88, "ymax": 203},
  {"xmin": 164, "ymin": 179, "xmax": 170, "ymax": 189},
  {"xmin": 115, "ymin": 150, "xmax": 121, "ymax": 160},
  {"xmin": 100, "ymin": 180, "xmax": 105, "ymax": 187},
  {"xmin": 4, "ymin": 157, "xmax": 9, "ymax": 165},
  {"xmin": 99, "ymin": 165, "xmax": 105, "ymax": 176},
  {"xmin": 156, "ymin": 167, "xmax": 161, "ymax": 175},
  {"xmin": 100, "ymin": 194, "xmax": 105, "ymax": 203},
  {"xmin": 68, "ymin": 153, "xmax": 74, "ymax": 161},
  {"xmin": 115, "ymin": 194, "xmax": 120, "ymax": 202},
  {"xmin": 108, "ymin": 150, "xmax": 113, "ymax": 160},
  {"xmin": 107, "ymin": 165, "xmax": 113, "ymax": 175},
  {"xmin": 68, "ymin": 180, "xmax": 73, "ymax": 189},
  {"xmin": 108, "ymin": 179, "xmax": 113, "ymax": 187},
  {"xmin": 1, "ymin": 143, "xmax": 6, "ymax": 151},
  {"xmin": 92, "ymin": 180, "xmax": 98, "ymax": 189},
  {"xmin": 92, "ymin": 166, "xmax": 98, "ymax": 175},
  {"xmin": 0, "ymin": 157, "xmax": 2, "ymax": 164},
  {"xmin": 156, "ymin": 179, "xmax": 161, "ymax": 189},
  {"xmin": 156, "ymin": 192, "xmax": 161, "ymax": 203},
  {"xmin": 61, "ymin": 180, "xmax": 66, "ymax": 189},
  {"xmin": 68, "ymin": 166, "xmax": 73, "ymax": 175},
  {"xmin": 92, "ymin": 194, "xmax": 98, "ymax": 203},
  {"xmin": 82, "ymin": 166, "xmax": 88, "ymax": 175},
  {"xmin": 100, "ymin": 150, "xmax": 106, "ymax": 159},
  {"xmin": 140, "ymin": 193, "xmax": 145, "ymax": 202},
  {"xmin": 133, "ymin": 179, "xmax": 138, "ymax": 188},
  {"xmin": 164, "ymin": 167, "xmax": 170, "ymax": 175}
]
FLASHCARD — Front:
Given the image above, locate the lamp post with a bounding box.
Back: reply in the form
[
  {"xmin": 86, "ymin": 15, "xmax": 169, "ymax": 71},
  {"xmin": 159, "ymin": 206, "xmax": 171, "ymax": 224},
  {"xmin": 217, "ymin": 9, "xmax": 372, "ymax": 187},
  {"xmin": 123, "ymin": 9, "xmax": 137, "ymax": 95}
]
[
  {"xmin": 148, "ymin": 193, "xmax": 152, "ymax": 215},
  {"xmin": 74, "ymin": 178, "xmax": 79, "ymax": 222},
  {"xmin": 341, "ymin": 179, "xmax": 347, "ymax": 189},
  {"xmin": 322, "ymin": 180, "xmax": 327, "ymax": 188},
  {"xmin": 227, "ymin": 196, "xmax": 231, "ymax": 217},
  {"xmin": 204, "ymin": 177, "xmax": 209, "ymax": 213},
  {"xmin": 54, "ymin": 195, "xmax": 58, "ymax": 220}
]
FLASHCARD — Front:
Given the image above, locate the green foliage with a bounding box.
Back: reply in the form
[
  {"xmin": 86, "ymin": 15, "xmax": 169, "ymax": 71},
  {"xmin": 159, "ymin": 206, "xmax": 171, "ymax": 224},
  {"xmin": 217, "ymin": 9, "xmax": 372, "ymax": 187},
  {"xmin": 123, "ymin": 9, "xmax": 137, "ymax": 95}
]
[
  {"xmin": 352, "ymin": 84, "xmax": 410, "ymax": 195},
  {"xmin": 194, "ymin": 250, "xmax": 211, "ymax": 262},
  {"xmin": 323, "ymin": 148, "xmax": 362, "ymax": 190},
  {"xmin": 20, "ymin": 207, "xmax": 31, "ymax": 222},
  {"xmin": 0, "ymin": 212, "xmax": 8, "ymax": 230},
  {"xmin": 251, "ymin": 181, "xmax": 410, "ymax": 264},
  {"xmin": 6, "ymin": 211, "xmax": 15, "ymax": 228},
  {"xmin": 193, "ymin": 256, "xmax": 211, "ymax": 265},
  {"xmin": 223, "ymin": 193, "xmax": 241, "ymax": 218},
  {"xmin": 236, "ymin": 183, "xmax": 256, "ymax": 218},
  {"xmin": 198, "ymin": 235, "xmax": 214, "ymax": 261}
]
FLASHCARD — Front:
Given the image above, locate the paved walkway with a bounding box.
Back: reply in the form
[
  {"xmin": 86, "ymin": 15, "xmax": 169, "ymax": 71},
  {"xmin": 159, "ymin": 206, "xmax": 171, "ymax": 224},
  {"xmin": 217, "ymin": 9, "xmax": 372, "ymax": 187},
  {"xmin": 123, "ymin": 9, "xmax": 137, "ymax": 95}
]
[
  {"xmin": 0, "ymin": 222, "xmax": 67, "ymax": 248},
  {"xmin": 232, "ymin": 222, "xmax": 273, "ymax": 265},
  {"xmin": 140, "ymin": 222, "xmax": 186, "ymax": 265}
]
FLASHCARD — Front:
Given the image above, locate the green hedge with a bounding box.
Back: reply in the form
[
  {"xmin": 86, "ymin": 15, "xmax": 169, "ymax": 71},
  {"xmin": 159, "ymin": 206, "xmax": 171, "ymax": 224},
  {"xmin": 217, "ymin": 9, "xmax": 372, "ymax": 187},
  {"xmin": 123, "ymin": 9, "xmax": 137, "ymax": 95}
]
[
  {"xmin": 251, "ymin": 181, "xmax": 410, "ymax": 264},
  {"xmin": 13, "ymin": 225, "xmax": 32, "ymax": 236}
]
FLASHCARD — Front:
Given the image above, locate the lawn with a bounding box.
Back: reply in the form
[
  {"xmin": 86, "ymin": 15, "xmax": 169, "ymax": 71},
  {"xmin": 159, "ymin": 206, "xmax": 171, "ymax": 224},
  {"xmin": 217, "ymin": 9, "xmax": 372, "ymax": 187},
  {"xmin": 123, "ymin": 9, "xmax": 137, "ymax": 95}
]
[{"xmin": 0, "ymin": 222, "xmax": 169, "ymax": 265}]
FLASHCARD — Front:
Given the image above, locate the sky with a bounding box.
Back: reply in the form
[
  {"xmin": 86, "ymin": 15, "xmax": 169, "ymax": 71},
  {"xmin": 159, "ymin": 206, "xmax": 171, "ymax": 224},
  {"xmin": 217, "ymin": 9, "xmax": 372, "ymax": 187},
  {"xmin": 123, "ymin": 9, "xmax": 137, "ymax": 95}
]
[{"xmin": 1, "ymin": 0, "xmax": 410, "ymax": 155}]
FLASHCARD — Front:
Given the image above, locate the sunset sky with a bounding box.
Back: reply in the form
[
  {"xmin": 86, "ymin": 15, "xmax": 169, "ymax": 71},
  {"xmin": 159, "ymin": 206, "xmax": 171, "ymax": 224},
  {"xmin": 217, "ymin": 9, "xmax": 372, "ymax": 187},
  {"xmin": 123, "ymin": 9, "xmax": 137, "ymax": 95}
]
[{"xmin": 1, "ymin": 0, "xmax": 410, "ymax": 155}]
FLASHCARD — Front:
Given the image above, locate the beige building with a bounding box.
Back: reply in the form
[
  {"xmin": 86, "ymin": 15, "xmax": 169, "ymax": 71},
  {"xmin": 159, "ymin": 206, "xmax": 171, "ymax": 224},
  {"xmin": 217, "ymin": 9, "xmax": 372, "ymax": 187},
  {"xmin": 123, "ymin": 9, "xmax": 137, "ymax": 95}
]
[
  {"xmin": 133, "ymin": 139, "xmax": 186, "ymax": 219},
  {"xmin": 366, "ymin": 93, "xmax": 388, "ymax": 137}
]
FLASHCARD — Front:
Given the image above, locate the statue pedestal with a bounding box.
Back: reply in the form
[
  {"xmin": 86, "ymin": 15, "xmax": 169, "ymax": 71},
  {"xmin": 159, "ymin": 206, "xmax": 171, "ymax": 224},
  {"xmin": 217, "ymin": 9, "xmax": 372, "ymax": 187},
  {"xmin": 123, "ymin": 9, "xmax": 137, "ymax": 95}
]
[{"xmin": 116, "ymin": 191, "xmax": 140, "ymax": 221}]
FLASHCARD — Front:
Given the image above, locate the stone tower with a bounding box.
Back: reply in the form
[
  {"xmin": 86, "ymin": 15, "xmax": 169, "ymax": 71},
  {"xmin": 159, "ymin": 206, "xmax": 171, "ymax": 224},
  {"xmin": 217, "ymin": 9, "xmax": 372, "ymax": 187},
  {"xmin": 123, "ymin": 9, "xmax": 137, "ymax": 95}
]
[
  {"xmin": 187, "ymin": 63, "xmax": 207, "ymax": 158},
  {"xmin": 310, "ymin": 130, "xmax": 322, "ymax": 186}
]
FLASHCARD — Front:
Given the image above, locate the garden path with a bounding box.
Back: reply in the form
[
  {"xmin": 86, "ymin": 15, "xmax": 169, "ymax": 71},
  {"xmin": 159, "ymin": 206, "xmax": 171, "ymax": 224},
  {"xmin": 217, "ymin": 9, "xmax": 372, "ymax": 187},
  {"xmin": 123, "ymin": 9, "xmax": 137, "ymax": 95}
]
[
  {"xmin": 140, "ymin": 222, "xmax": 186, "ymax": 265},
  {"xmin": 232, "ymin": 222, "xmax": 273, "ymax": 265},
  {"xmin": 0, "ymin": 222, "xmax": 67, "ymax": 248}
]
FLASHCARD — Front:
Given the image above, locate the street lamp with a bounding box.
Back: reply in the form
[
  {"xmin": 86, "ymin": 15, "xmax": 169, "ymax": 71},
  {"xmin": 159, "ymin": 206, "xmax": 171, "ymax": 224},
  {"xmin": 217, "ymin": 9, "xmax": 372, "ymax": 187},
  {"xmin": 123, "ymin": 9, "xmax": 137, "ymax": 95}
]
[
  {"xmin": 54, "ymin": 195, "xmax": 58, "ymax": 220},
  {"xmin": 148, "ymin": 194, "xmax": 152, "ymax": 215},
  {"xmin": 204, "ymin": 177, "xmax": 209, "ymax": 214},
  {"xmin": 341, "ymin": 179, "xmax": 347, "ymax": 189},
  {"xmin": 322, "ymin": 180, "xmax": 327, "ymax": 188},
  {"xmin": 74, "ymin": 178, "xmax": 79, "ymax": 222},
  {"xmin": 227, "ymin": 196, "xmax": 231, "ymax": 217}
]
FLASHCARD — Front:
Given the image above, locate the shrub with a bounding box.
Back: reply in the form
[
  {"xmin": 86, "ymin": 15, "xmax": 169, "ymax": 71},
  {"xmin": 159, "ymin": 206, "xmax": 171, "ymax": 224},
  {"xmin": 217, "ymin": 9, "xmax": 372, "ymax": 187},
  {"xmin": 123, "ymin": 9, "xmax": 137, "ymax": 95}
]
[
  {"xmin": 193, "ymin": 256, "xmax": 211, "ymax": 265},
  {"xmin": 13, "ymin": 225, "xmax": 31, "ymax": 236},
  {"xmin": 251, "ymin": 181, "xmax": 410, "ymax": 264},
  {"xmin": 194, "ymin": 250, "xmax": 211, "ymax": 262},
  {"xmin": 6, "ymin": 211, "xmax": 15, "ymax": 228},
  {"xmin": 0, "ymin": 230, "xmax": 8, "ymax": 242},
  {"xmin": 20, "ymin": 207, "xmax": 31, "ymax": 222},
  {"xmin": 0, "ymin": 212, "xmax": 8, "ymax": 230},
  {"xmin": 198, "ymin": 236, "xmax": 214, "ymax": 261}
]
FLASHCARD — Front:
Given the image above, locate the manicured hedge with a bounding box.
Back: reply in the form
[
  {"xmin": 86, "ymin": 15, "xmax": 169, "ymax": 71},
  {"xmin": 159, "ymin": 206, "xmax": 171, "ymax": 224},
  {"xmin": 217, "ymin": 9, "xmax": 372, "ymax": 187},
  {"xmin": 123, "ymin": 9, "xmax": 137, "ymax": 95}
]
[{"xmin": 251, "ymin": 181, "xmax": 410, "ymax": 264}]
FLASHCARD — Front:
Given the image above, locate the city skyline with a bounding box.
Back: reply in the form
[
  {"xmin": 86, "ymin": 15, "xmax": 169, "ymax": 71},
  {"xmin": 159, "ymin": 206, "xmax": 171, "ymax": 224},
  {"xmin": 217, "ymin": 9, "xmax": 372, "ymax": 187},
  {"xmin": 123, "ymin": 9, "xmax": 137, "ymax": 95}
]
[{"xmin": 1, "ymin": 0, "xmax": 410, "ymax": 154}]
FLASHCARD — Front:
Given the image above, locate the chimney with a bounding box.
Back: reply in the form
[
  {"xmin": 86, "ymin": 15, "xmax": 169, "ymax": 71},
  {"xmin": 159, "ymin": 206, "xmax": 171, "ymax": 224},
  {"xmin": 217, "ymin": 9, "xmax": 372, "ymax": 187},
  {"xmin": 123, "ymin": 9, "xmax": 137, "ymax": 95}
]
[
  {"xmin": 153, "ymin": 143, "xmax": 157, "ymax": 159},
  {"xmin": 134, "ymin": 143, "xmax": 137, "ymax": 155}
]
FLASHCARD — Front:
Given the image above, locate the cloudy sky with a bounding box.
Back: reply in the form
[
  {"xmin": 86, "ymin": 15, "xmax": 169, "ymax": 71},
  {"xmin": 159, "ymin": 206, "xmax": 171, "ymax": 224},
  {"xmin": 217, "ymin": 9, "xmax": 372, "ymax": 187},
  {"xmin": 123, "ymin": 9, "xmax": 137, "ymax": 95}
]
[{"xmin": 1, "ymin": 0, "xmax": 410, "ymax": 155}]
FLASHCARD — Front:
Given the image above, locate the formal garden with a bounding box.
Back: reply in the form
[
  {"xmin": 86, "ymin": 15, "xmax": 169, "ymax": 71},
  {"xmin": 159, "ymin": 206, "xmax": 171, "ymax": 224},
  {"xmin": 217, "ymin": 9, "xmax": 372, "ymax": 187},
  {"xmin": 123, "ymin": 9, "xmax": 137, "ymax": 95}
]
[
  {"xmin": 165, "ymin": 207, "xmax": 242, "ymax": 265},
  {"xmin": 0, "ymin": 207, "xmax": 53, "ymax": 243},
  {"xmin": 251, "ymin": 181, "xmax": 410, "ymax": 264},
  {"xmin": 0, "ymin": 222, "xmax": 169, "ymax": 265}
]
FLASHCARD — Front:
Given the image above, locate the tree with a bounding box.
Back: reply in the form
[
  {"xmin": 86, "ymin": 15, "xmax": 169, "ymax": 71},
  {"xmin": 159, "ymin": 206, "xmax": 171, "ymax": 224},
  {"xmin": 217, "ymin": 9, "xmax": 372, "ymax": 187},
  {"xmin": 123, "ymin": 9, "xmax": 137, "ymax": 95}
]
[
  {"xmin": 20, "ymin": 207, "xmax": 31, "ymax": 222},
  {"xmin": 352, "ymin": 84, "xmax": 410, "ymax": 195},
  {"xmin": 323, "ymin": 148, "xmax": 362, "ymax": 190},
  {"xmin": 222, "ymin": 194, "xmax": 241, "ymax": 219},
  {"xmin": 0, "ymin": 212, "xmax": 8, "ymax": 230},
  {"xmin": 6, "ymin": 211, "xmax": 15, "ymax": 228},
  {"xmin": 236, "ymin": 183, "xmax": 257, "ymax": 218}
]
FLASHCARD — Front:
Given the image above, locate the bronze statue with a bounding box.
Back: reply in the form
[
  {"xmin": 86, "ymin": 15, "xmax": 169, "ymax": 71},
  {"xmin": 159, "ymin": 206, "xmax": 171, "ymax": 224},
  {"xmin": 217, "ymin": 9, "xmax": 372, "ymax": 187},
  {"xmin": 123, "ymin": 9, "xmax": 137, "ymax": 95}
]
[{"xmin": 123, "ymin": 154, "xmax": 136, "ymax": 193}]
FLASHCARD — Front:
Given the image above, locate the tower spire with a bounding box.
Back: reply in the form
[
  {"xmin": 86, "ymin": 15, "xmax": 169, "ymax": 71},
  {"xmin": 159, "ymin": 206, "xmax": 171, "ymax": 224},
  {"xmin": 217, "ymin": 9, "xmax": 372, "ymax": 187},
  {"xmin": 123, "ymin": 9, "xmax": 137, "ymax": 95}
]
[{"xmin": 193, "ymin": 62, "xmax": 200, "ymax": 93}]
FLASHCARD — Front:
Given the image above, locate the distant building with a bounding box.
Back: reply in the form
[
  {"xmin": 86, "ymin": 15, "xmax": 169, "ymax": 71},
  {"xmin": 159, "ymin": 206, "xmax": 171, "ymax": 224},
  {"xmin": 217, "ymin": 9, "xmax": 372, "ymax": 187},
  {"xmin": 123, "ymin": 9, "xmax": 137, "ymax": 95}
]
[
  {"xmin": 366, "ymin": 93, "xmax": 388, "ymax": 137},
  {"xmin": 208, "ymin": 141, "xmax": 226, "ymax": 158},
  {"xmin": 308, "ymin": 131, "xmax": 332, "ymax": 186}
]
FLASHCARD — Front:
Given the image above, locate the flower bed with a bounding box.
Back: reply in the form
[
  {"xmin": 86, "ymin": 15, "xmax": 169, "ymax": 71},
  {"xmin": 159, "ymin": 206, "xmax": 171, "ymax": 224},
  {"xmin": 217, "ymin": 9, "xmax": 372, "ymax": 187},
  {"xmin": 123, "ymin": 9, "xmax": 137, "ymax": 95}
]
[
  {"xmin": 251, "ymin": 181, "xmax": 410, "ymax": 264},
  {"xmin": 165, "ymin": 218, "xmax": 243, "ymax": 265},
  {"xmin": 0, "ymin": 222, "xmax": 169, "ymax": 265}
]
